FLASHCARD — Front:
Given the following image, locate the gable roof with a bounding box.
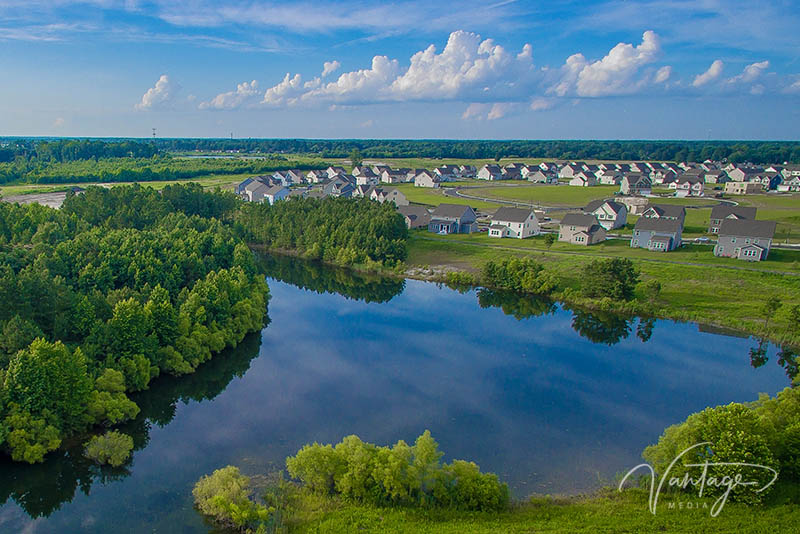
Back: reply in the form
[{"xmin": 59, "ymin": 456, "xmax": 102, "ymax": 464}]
[
  {"xmin": 431, "ymin": 203, "xmax": 475, "ymax": 218},
  {"xmin": 710, "ymin": 205, "xmax": 757, "ymax": 220},
  {"xmin": 718, "ymin": 219, "xmax": 777, "ymax": 239},
  {"xmin": 560, "ymin": 212, "xmax": 598, "ymax": 227},
  {"xmin": 584, "ymin": 199, "xmax": 625, "ymax": 214},
  {"xmin": 492, "ymin": 207, "xmax": 534, "ymax": 223},
  {"xmin": 634, "ymin": 217, "xmax": 683, "ymax": 233},
  {"xmin": 644, "ymin": 204, "xmax": 686, "ymax": 219}
]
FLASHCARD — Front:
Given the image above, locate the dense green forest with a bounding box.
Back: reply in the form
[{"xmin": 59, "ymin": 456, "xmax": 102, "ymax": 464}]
[
  {"xmin": 3, "ymin": 138, "xmax": 800, "ymax": 178},
  {"xmin": 236, "ymin": 197, "xmax": 409, "ymax": 268},
  {"xmin": 0, "ymin": 184, "xmax": 269, "ymax": 463}
]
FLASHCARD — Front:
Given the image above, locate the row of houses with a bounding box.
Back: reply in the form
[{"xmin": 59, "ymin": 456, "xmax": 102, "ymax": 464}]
[{"xmin": 556, "ymin": 200, "xmax": 777, "ymax": 261}]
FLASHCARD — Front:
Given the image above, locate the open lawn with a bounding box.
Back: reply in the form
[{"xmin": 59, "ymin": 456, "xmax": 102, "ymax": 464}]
[
  {"xmin": 363, "ymin": 157, "xmax": 545, "ymax": 170},
  {"xmin": 465, "ymin": 184, "xmax": 620, "ymax": 208},
  {"xmin": 286, "ymin": 488, "xmax": 800, "ymax": 534}
]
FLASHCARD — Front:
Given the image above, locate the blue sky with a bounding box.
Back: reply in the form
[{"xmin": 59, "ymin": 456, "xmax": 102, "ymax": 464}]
[{"xmin": 1, "ymin": 0, "xmax": 799, "ymax": 139}]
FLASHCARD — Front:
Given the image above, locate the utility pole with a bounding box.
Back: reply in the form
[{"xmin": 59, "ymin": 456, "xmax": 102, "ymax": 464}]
[{"xmin": 152, "ymin": 128, "xmax": 157, "ymax": 139}]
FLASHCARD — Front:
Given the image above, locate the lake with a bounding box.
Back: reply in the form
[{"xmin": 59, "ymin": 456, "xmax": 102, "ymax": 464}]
[{"xmin": 0, "ymin": 254, "xmax": 793, "ymax": 532}]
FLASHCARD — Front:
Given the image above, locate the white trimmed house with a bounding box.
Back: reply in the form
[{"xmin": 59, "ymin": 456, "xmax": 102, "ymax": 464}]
[{"xmin": 488, "ymin": 207, "xmax": 540, "ymax": 239}]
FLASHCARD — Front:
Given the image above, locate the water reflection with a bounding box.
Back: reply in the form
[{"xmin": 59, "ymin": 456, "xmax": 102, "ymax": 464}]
[
  {"xmin": 0, "ymin": 332, "xmax": 263, "ymax": 519},
  {"xmin": 749, "ymin": 338, "xmax": 799, "ymax": 382},
  {"xmin": 255, "ymin": 253, "xmax": 404, "ymax": 303}
]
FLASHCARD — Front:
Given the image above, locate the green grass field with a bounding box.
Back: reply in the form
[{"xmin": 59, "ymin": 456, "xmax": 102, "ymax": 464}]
[
  {"xmin": 464, "ymin": 184, "xmax": 620, "ymax": 207},
  {"xmin": 390, "ymin": 183, "xmax": 502, "ymax": 211},
  {"xmin": 284, "ymin": 488, "xmax": 800, "ymax": 534}
]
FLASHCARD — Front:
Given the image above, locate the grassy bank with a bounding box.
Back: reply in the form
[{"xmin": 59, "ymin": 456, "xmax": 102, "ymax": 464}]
[
  {"xmin": 278, "ymin": 487, "xmax": 799, "ymax": 533},
  {"xmin": 406, "ymin": 233, "xmax": 800, "ymax": 345}
]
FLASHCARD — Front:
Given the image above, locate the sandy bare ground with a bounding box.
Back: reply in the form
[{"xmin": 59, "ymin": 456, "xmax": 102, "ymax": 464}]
[{"xmin": 1, "ymin": 192, "xmax": 68, "ymax": 209}]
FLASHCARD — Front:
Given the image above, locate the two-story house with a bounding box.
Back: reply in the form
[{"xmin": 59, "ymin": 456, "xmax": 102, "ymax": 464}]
[
  {"xmin": 558, "ymin": 213, "xmax": 606, "ymax": 245},
  {"xmin": 708, "ymin": 205, "xmax": 757, "ymax": 234},
  {"xmin": 714, "ymin": 220, "xmax": 777, "ymax": 261},
  {"xmin": 427, "ymin": 204, "xmax": 478, "ymax": 234},
  {"xmin": 488, "ymin": 207, "xmax": 539, "ymax": 239},
  {"xmin": 583, "ymin": 200, "xmax": 628, "ymax": 230}
]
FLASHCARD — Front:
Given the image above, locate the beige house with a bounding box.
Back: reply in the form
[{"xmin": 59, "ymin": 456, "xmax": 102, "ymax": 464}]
[
  {"xmin": 725, "ymin": 182, "xmax": 762, "ymax": 195},
  {"xmin": 558, "ymin": 213, "xmax": 606, "ymax": 246}
]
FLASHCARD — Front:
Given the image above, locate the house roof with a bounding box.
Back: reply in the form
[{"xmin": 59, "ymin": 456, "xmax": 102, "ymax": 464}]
[
  {"xmin": 634, "ymin": 217, "xmax": 683, "ymax": 233},
  {"xmin": 265, "ymin": 184, "xmax": 287, "ymax": 195},
  {"xmin": 560, "ymin": 212, "xmax": 598, "ymax": 227},
  {"xmin": 718, "ymin": 219, "xmax": 777, "ymax": 239},
  {"xmin": 493, "ymin": 207, "xmax": 534, "ymax": 223},
  {"xmin": 584, "ymin": 199, "xmax": 625, "ymax": 214},
  {"xmin": 431, "ymin": 203, "xmax": 475, "ymax": 218},
  {"xmin": 645, "ymin": 204, "xmax": 686, "ymax": 219},
  {"xmin": 397, "ymin": 205, "xmax": 430, "ymax": 219},
  {"xmin": 710, "ymin": 205, "xmax": 757, "ymax": 220}
]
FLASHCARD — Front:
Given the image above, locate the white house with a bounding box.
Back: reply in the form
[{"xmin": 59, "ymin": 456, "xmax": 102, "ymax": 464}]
[
  {"xmin": 414, "ymin": 170, "xmax": 441, "ymax": 188},
  {"xmin": 569, "ymin": 171, "xmax": 598, "ymax": 187},
  {"xmin": 477, "ymin": 164, "xmax": 504, "ymax": 180},
  {"xmin": 263, "ymin": 185, "xmax": 290, "ymax": 205},
  {"xmin": 488, "ymin": 207, "xmax": 540, "ymax": 239}
]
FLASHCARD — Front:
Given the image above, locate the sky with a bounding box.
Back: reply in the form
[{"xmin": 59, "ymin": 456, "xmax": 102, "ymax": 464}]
[{"xmin": 1, "ymin": 0, "xmax": 799, "ymax": 140}]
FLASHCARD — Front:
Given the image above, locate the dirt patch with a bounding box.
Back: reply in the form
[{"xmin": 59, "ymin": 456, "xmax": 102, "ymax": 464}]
[{"xmin": 2, "ymin": 192, "xmax": 68, "ymax": 209}]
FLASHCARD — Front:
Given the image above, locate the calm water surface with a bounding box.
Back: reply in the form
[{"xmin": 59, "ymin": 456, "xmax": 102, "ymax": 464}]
[{"xmin": 0, "ymin": 255, "xmax": 793, "ymax": 532}]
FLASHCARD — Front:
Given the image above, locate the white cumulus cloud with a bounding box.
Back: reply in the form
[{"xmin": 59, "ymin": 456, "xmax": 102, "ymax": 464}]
[
  {"xmin": 302, "ymin": 55, "xmax": 401, "ymax": 103},
  {"xmin": 135, "ymin": 74, "xmax": 179, "ymax": 110},
  {"xmin": 692, "ymin": 59, "xmax": 724, "ymax": 87},
  {"xmin": 654, "ymin": 65, "xmax": 672, "ymax": 84},
  {"xmin": 199, "ymin": 80, "xmax": 260, "ymax": 109},
  {"xmin": 262, "ymin": 73, "xmax": 306, "ymax": 106},
  {"xmin": 727, "ymin": 60, "xmax": 769, "ymax": 84},
  {"xmin": 322, "ymin": 60, "xmax": 341, "ymax": 77}
]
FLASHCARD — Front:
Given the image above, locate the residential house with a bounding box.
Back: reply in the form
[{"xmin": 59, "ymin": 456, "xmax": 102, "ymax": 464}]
[
  {"xmin": 371, "ymin": 164, "xmax": 392, "ymax": 176},
  {"xmin": 539, "ymin": 162, "xmax": 559, "ymax": 173},
  {"xmin": 414, "ymin": 170, "xmax": 442, "ymax": 188},
  {"xmin": 714, "ymin": 220, "xmax": 777, "ymax": 261},
  {"xmin": 352, "ymin": 184, "xmax": 373, "ymax": 198},
  {"xmin": 323, "ymin": 178, "xmax": 355, "ymax": 198},
  {"xmin": 558, "ymin": 213, "xmax": 606, "ymax": 245},
  {"xmin": 286, "ymin": 169, "xmax": 306, "ymax": 184},
  {"xmin": 459, "ymin": 165, "xmax": 477, "ymax": 178},
  {"xmin": 501, "ymin": 167, "xmax": 523, "ymax": 180},
  {"xmin": 526, "ymin": 170, "xmax": 559, "ymax": 183},
  {"xmin": 617, "ymin": 196, "xmax": 649, "ymax": 215},
  {"xmin": 597, "ymin": 169, "xmax": 623, "ymax": 185},
  {"xmin": 380, "ymin": 169, "xmax": 406, "ymax": 184},
  {"xmin": 750, "ymin": 172, "xmax": 782, "ymax": 191},
  {"xmin": 670, "ymin": 176, "xmax": 705, "ymax": 197},
  {"xmin": 407, "ymin": 168, "xmax": 426, "ymax": 182},
  {"xmin": 488, "ymin": 207, "xmax": 539, "ymax": 239},
  {"xmin": 370, "ymin": 187, "xmax": 409, "ymax": 206},
  {"xmin": 708, "ymin": 205, "xmax": 757, "ymax": 234},
  {"xmin": 630, "ymin": 217, "xmax": 683, "ymax": 251},
  {"xmin": 434, "ymin": 165, "xmax": 459, "ymax": 181},
  {"xmin": 620, "ymin": 174, "xmax": 652, "ymax": 195},
  {"xmin": 477, "ymin": 164, "xmax": 504, "ymax": 180},
  {"xmin": 397, "ymin": 205, "xmax": 431, "ymax": 229},
  {"xmin": 778, "ymin": 177, "xmax": 800, "ymax": 192},
  {"xmin": 583, "ymin": 199, "xmax": 628, "ymax": 230},
  {"xmin": 725, "ymin": 182, "xmax": 762, "ymax": 195},
  {"xmin": 353, "ymin": 166, "xmax": 379, "ymax": 186},
  {"xmin": 326, "ymin": 166, "xmax": 346, "ymax": 178},
  {"xmin": 704, "ymin": 171, "xmax": 730, "ymax": 184},
  {"xmin": 243, "ymin": 181, "xmax": 269, "ymax": 203},
  {"xmin": 263, "ymin": 185, "xmax": 290, "ymax": 205},
  {"xmin": 428, "ymin": 204, "xmax": 478, "ymax": 234},
  {"xmin": 781, "ymin": 164, "xmax": 800, "ymax": 179},
  {"xmin": 641, "ymin": 204, "xmax": 686, "ymax": 223},
  {"xmin": 650, "ymin": 168, "xmax": 678, "ymax": 185},
  {"xmin": 307, "ymin": 169, "xmax": 329, "ymax": 183},
  {"xmin": 236, "ymin": 177, "xmax": 254, "ymax": 195},
  {"xmin": 569, "ymin": 171, "xmax": 598, "ymax": 187},
  {"xmin": 559, "ymin": 164, "xmax": 583, "ymax": 179}
]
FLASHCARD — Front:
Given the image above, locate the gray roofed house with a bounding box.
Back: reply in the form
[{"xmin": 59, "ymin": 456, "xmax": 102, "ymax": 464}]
[
  {"xmin": 397, "ymin": 205, "xmax": 431, "ymax": 229},
  {"xmin": 708, "ymin": 205, "xmax": 757, "ymax": 234},
  {"xmin": 489, "ymin": 207, "xmax": 539, "ymax": 239},
  {"xmin": 620, "ymin": 174, "xmax": 652, "ymax": 195},
  {"xmin": 714, "ymin": 219, "xmax": 777, "ymax": 261},
  {"xmin": 263, "ymin": 184, "xmax": 289, "ymax": 205},
  {"xmin": 630, "ymin": 217, "xmax": 683, "ymax": 251},
  {"xmin": 641, "ymin": 204, "xmax": 686, "ymax": 223},
  {"xmin": 558, "ymin": 213, "xmax": 606, "ymax": 245},
  {"xmin": 583, "ymin": 199, "xmax": 628, "ymax": 230},
  {"xmin": 428, "ymin": 203, "xmax": 478, "ymax": 234},
  {"xmin": 243, "ymin": 180, "xmax": 270, "ymax": 203}
]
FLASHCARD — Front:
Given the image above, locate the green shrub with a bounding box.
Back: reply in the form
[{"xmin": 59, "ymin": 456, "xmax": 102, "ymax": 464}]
[
  {"xmin": 581, "ymin": 257, "xmax": 639, "ymax": 301},
  {"xmin": 192, "ymin": 466, "xmax": 272, "ymax": 533},
  {"xmin": 481, "ymin": 258, "xmax": 558, "ymax": 295},
  {"xmin": 643, "ymin": 388, "xmax": 800, "ymax": 503},
  {"xmin": 84, "ymin": 430, "xmax": 134, "ymax": 467},
  {"xmin": 286, "ymin": 430, "xmax": 509, "ymax": 511}
]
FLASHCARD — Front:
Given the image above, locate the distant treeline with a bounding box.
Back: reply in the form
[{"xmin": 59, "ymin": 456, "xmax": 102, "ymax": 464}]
[
  {"xmin": 3, "ymin": 138, "xmax": 800, "ymax": 166},
  {"xmin": 156, "ymin": 138, "xmax": 800, "ymax": 164}
]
